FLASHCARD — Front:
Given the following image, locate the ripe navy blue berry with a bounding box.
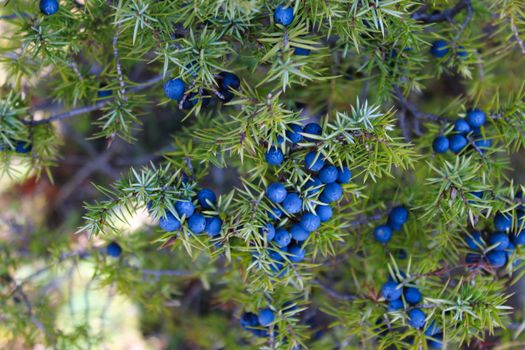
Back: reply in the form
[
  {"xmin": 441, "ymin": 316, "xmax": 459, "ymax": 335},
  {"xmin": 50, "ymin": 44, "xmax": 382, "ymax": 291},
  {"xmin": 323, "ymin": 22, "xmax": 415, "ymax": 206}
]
[
  {"xmin": 487, "ymin": 232, "xmax": 510, "ymax": 251},
  {"xmin": 470, "ymin": 191, "xmax": 484, "ymax": 200},
  {"xmin": 268, "ymin": 248, "xmax": 285, "ymax": 262},
  {"xmin": 336, "ymin": 167, "xmax": 352, "ymax": 184},
  {"xmin": 305, "ymin": 177, "xmax": 323, "ymax": 196},
  {"xmin": 380, "ymin": 280, "xmax": 402, "ymax": 301},
  {"xmin": 205, "ymin": 216, "xmax": 222, "ymax": 236},
  {"xmin": 453, "ymin": 119, "xmax": 471, "ymax": 134},
  {"xmin": 512, "ymin": 231, "xmax": 525, "ymax": 245},
  {"xmin": 97, "ymin": 83, "xmax": 112, "ymax": 98},
  {"xmin": 457, "ymin": 45, "xmax": 468, "ymax": 58},
  {"xmin": 219, "ymin": 72, "xmax": 240, "ymax": 91},
  {"xmin": 294, "ymin": 47, "xmax": 310, "ymax": 56},
  {"xmin": 40, "ymin": 0, "xmax": 59, "ymax": 15},
  {"xmin": 188, "ymin": 213, "xmax": 206, "ymax": 234},
  {"xmin": 427, "ymin": 333, "xmax": 444, "ymax": 349},
  {"xmin": 175, "ymin": 200, "xmax": 195, "ymax": 218},
  {"xmin": 430, "ymin": 40, "xmax": 449, "ymax": 58},
  {"xmin": 387, "ymin": 298, "xmax": 404, "ymax": 312},
  {"xmin": 373, "ymin": 225, "xmax": 392, "ymax": 243},
  {"xmin": 425, "ymin": 321, "xmax": 441, "ymax": 337},
  {"xmin": 486, "ymin": 250, "xmax": 507, "ymax": 268},
  {"xmin": 389, "ymin": 206, "xmax": 409, "ymax": 226},
  {"xmin": 466, "ymin": 232, "xmax": 484, "ymax": 251},
  {"xmin": 197, "ymin": 188, "xmax": 217, "ymax": 209},
  {"xmin": 240, "ymin": 312, "xmax": 259, "ymax": 330},
  {"xmin": 387, "ymin": 217, "xmax": 403, "ymax": 231},
  {"xmin": 15, "ymin": 141, "xmax": 32, "ymax": 154},
  {"xmin": 274, "ymin": 228, "xmax": 292, "ymax": 248},
  {"xmin": 286, "ymin": 124, "xmax": 303, "ymax": 143},
  {"xmin": 163, "ymin": 78, "xmax": 186, "ymax": 100},
  {"xmin": 474, "ymin": 138, "xmax": 492, "ymax": 149},
  {"xmin": 494, "ymin": 212, "xmax": 512, "ymax": 231},
  {"xmin": 266, "ymin": 147, "xmax": 284, "ymax": 166},
  {"xmin": 304, "ymin": 151, "xmax": 325, "ymax": 172},
  {"xmin": 407, "ymin": 308, "xmax": 426, "ymax": 329},
  {"xmin": 182, "ymin": 92, "xmax": 211, "ymax": 110},
  {"xmin": 320, "ymin": 182, "xmax": 343, "ymax": 203},
  {"xmin": 288, "ymin": 244, "xmax": 306, "ymax": 263},
  {"xmin": 218, "ymin": 89, "xmax": 234, "ymax": 103},
  {"xmin": 466, "ymin": 108, "xmax": 487, "ymax": 128},
  {"xmin": 282, "ymin": 193, "xmax": 302, "ymax": 214},
  {"xmin": 274, "ymin": 5, "xmax": 294, "ymax": 26},
  {"xmin": 466, "ymin": 253, "xmax": 481, "ymax": 264},
  {"xmin": 159, "ymin": 212, "xmax": 181, "ymax": 232},
  {"xmin": 300, "ymin": 213, "xmax": 321, "ymax": 232},
  {"xmin": 290, "ymin": 223, "xmax": 310, "ymax": 241},
  {"xmin": 319, "ymin": 165, "xmax": 338, "ymax": 184},
  {"xmin": 315, "ymin": 205, "xmax": 333, "ymax": 222},
  {"xmin": 432, "ymin": 136, "xmax": 449, "ymax": 154},
  {"xmin": 266, "ymin": 182, "xmax": 287, "ymax": 203},
  {"xmin": 268, "ymin": 206, "xmax": 283, "ymax": 220},
  {"xmin": 258, "ymin": 308, "xmax": 275, "ymax": 326},
  {"xmin": 106, "ymin": 242, "xmax": 122, "ymax": 257},
  {"xmin": 448, "ymin": 134, "xmax": 468, "ymax": 154},
  {"xmin": 404, "ymin": 287, "xmax": 422, "ymax": 305},
  {"xmin": 302, "ymin": 123, "xmax": 322, "ymax": 142},
  {"xmin": 261, "ymin": 223, "xmax": 276, "ymax": 241}
]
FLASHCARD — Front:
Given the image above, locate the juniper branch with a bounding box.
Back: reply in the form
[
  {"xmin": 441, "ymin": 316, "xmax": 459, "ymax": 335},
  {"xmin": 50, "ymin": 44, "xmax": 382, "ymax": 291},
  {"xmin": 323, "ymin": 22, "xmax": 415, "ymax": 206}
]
[
  {"xmin": 112, "ymin": 29, "xmax": 127, "ymax": 99},
  {"xmin": 411, "ymin": 0, "xmax": 471, "ymax": 24},
  {"xmin": 23, "ymin": 74, "xmax": 163, "ymax": 125}
]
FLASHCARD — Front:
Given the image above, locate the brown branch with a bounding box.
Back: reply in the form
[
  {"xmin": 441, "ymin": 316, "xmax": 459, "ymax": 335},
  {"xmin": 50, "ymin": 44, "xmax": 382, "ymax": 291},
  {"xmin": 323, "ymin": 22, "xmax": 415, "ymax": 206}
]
[
  {"xmin": 23, "ymin": 74, "xmax": 163, "ymax": 125},
  {"xmin": 393, "ymin": 86, "xmax": 451, "ymax": 124}
]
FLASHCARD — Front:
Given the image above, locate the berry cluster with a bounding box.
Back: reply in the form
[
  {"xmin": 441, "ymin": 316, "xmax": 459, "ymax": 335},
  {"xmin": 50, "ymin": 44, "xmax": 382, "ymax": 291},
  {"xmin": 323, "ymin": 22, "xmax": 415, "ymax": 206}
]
[
  {"xmin": 261, "ymin": 123, "xmax": 351, "ymax": 273},
  {"xmin": 39, "ymin": 0, "xmax": 59, "ymax": 16},
  {"xmin": 380, "ymin": 274, "xmax": 443, "ymax": 348},
  {"xmin": 240, "ymin": 308, "xmax": 276, "ymax": 338},
  {"xmin": 372, "ymin": 206, "xmax": 409, "ymax": 244},
  {"xmin": 465, "ymin": 209, "xmax": 524, "ymax": 268},
  {"xmin": 163, "ymin": 71, "xmax": 241, "ymax": 108},
  {"xmin": 432, "ymin": 108, "xmax": 492, "ymax": 155},
  {"xmin": 430, "ymin": 40, "xmax": 467, "ymax": 59},
  {"xmin": 265, "ymin": 122, "xmax": 324, "ymax": 166},
  {"xmin": 152, "ymin": 188, "xmax": 223, "ymax": 237}
]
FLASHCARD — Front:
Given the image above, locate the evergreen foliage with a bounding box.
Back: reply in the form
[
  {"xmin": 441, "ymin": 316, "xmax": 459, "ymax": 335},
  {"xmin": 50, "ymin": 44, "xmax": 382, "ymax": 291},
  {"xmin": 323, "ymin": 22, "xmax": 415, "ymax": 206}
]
[{"xmin": 1, "ymin": 0, "xmax": 525, "ymax": 349}]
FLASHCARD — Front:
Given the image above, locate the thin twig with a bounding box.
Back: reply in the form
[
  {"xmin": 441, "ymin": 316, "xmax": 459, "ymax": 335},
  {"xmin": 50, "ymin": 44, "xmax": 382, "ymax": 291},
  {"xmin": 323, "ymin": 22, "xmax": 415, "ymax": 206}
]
[
  {"xmin": 24, "ymin": 74, "xmax": 163, "ymax": 125},
  {"xmin": 454, "ymin": 0, "xmax": 473, "ymax": 41},
  {"xmin": 393, "ymin": 86, "xmax": 451, "ymax": 124},
  {"xmin": 112, "ymin": 29, "xmax": 127, "ymax": 99},
  {"xmin": 510, "ymin": 15, "xmax": 525, "ymax": 55},
  {"xmin": 54, "ymin": 144, "xmax": 120, "ymax": 206},
  {"xmin": 70, "ymin": 60, "xmax": 84, "ymax": 80},
  {"xmin": 9, "ymin": 276, "xmax": 53, "ymax": 342},
  {"xmin": 140, "ymin": 269, "xmax": 193, "ymax": 277},
  {"xmin": 466, "ymin": 134, "xmax": 487, "ymax": 159}
]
